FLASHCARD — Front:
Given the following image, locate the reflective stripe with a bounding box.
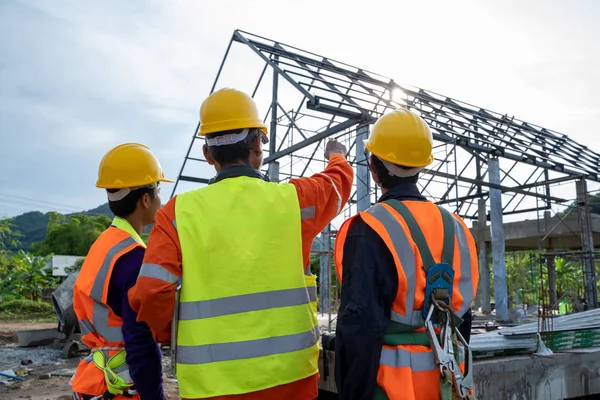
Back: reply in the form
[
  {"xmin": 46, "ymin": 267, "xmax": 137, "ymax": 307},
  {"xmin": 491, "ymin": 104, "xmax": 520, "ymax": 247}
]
[
  {"xmin": 117, "ymin": 369, "xmax": 133, "ymax": 384},
  {"xmin": 317, "ymin": 173, "xmax": 342, "ymax": 215},
  {"xmin": 90, "ymin": 237, "xmax": 137, "ymax": 301},
  {"xmin": 367, "ymin": 204, "xmax": 422, "ymax": 327},
  {"xmin": 380, "ymin": 347, "xmax": 437, "ymax": 372},
  {"xmin": 453, "ymin": 218, "xmax": 474, "ymax": 316},
  {"xmin": 112, "ymin": 363, "xmax": 129, "ymax": 374},
  {"xmin": 79, "ymin": 319, "xmax": 96, "ymax": 335},
  {"xmin": 179, "ymin": 287, "xmax": 314, "ymax": 320},
  {"xmin": 172, "ymin": 219, "xmax": 177, "ymax": 230},
  {"xmin": 93, "ymin": 303, "xmax": 123, "ymax": 343},
  {"xmin": 177, "ymin": 326, "xmax": 319, "ymax": 365},
  {"xmin": 300, "ymin": 206, "xmax": 316, "ymax": 220},
  {"xmin": 82, "ymin": 237, "xmax": 137, "ymax": 343},
  {"xmin": 307, "ymin": 286, "xmax": 317, "ymax": 301},
  {"xmin": 139, "ymin": 263, "xmax": 179, "ymax": 284}
]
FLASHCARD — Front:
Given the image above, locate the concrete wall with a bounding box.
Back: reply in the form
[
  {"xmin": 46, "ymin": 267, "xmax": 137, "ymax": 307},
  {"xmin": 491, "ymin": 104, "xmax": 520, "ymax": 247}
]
[{"xmin": 318, "ymin": 347, "xmax": 600, "ymax": 399}]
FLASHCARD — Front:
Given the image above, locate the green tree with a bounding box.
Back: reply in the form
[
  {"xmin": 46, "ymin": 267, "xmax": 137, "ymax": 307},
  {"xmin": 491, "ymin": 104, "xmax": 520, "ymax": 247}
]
[
  {"xmin": 31, "ymin": 213, "xmax": 111, "ymax": 256},
  {"xmin": 0, "ymin": 251, "xmax": 56, "ymax": 302},
  {"xmin": 0, "ymin": 218, "xmax": 23, "ymax": 250}
]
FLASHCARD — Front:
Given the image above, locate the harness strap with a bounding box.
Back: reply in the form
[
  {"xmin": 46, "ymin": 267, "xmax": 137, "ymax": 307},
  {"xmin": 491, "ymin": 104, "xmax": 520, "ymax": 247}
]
[
  {"xmin": 383, "ymin": 200, "xmax": 455, "ymax": 269},
  {"xmin": 91, "ymin": 349, "xmax": 134, "ymax": 397}
]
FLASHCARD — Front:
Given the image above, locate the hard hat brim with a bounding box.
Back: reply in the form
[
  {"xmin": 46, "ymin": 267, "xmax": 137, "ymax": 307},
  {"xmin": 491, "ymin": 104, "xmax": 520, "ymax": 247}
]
[{"xmin": 364, "ymin": 139, "xmax": 434, "ymax": 168}]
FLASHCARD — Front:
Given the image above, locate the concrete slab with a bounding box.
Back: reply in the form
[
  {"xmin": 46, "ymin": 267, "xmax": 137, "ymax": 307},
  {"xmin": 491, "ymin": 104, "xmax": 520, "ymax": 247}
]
[
  {"xmin": 470, "ymin": 213, "xmax": 600, "ymax": 251},
  {"xmin": 17, "ymin": 328, "xmax": 61, "ymax": 347},
  {"xmin": 318, "ymin": 347, "xmax": 600, "ymax": 399}
]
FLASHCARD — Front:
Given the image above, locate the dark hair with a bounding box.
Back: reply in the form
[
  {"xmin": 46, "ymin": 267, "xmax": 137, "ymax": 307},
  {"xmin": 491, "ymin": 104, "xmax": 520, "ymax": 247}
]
[
  {"xmin": 206, "ymin": 128, "xmax": 261, "ymax": 166},
  {"xmin": 107, "ymin": 187, "xmax": 156, "ymax": 218},
  {"xmin": 371, "ymin": 155, "xmax": 419, "ymax": 188}
]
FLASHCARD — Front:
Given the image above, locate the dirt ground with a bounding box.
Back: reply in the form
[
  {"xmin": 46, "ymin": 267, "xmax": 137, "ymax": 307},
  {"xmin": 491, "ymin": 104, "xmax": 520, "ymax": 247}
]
[{"xmin": 0, "ymin": 321, "xmax": 180, "ymax": 400}]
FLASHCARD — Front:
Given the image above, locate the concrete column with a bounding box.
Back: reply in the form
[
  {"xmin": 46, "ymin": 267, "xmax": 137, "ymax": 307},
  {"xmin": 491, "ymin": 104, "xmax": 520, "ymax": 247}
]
[
  {"xmin": 356, "ymin": 124, "xmax": 371, "ymax": 212},
  {"xmin": 577, "ymin": 179, "xmax": 598, "ymax": 309},
  {"xmin": 319, "ymin": 227, "xmax": 331, "ymax": 314},
  {"xmin": 546, "ymin": 254, "xmax": 557, "ymax": 309},
  {"xmin": 478, "ymin": 198, "xmax": 491, "ymax": 314},
  {"xmin": 488, "ymin": 158, "xmax": 509, "ymax": 321},
  {"xmin": 267, "ymin": 161, "xmax": 280, "ymax": 183}
]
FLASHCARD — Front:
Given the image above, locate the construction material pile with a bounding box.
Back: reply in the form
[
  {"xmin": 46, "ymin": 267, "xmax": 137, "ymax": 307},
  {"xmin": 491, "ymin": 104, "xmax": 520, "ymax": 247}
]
[{"xmin": 471, "ymin": 308, "xmax": 600, "ymax": 359}]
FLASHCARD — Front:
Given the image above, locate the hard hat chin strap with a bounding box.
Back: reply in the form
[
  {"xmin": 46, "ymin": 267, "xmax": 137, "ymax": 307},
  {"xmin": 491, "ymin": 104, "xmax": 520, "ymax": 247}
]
[{"xmin": 381, "ymin": 160, "xmax": 424, "ymax": 178}]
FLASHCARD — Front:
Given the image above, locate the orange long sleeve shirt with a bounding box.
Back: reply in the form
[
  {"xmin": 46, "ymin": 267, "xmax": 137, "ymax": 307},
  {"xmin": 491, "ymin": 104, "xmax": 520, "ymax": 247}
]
[{"xmin": 128, "ymin": 154, "xmax": 354, "ymax": 400}]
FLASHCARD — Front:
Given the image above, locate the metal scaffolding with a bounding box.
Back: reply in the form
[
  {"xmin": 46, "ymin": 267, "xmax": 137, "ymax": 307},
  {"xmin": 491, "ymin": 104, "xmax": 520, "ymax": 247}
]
[{"xmin": 172, "ymin": 30, "xmax": 600, "ymax": 315}]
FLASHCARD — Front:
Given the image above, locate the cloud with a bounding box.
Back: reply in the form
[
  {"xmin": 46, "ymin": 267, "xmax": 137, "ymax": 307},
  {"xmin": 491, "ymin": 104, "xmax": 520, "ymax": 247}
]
[{"xmin": 0, "ymin": 0, "xmax": 599, "ymax": 219}]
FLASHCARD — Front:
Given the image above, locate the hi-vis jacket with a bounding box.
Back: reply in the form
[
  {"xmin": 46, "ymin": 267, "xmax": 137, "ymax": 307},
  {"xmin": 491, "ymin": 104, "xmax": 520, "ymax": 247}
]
[
  {"xmin": 334, "ymin": 199, "xmax": 479, "ymax": 400},
  {"xmin": 72, "ymin": 217, "xmax": 147, "ymax": 399},
  {"xmin": 128, "ymin": 154, "xmax": 353, "ymax": 400}
]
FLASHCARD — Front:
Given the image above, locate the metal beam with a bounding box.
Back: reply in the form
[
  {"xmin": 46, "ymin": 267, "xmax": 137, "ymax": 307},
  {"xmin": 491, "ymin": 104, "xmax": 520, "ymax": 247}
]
[{"xmin": 264, "ymin": 119, "xmax": 358, "ymax": 163}]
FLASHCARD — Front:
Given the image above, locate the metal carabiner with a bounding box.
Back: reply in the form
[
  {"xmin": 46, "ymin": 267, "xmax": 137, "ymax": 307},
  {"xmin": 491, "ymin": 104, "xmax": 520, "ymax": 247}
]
[{"xmin": 424, "ymin": 304, "xmax": 457, "ymax": 376}]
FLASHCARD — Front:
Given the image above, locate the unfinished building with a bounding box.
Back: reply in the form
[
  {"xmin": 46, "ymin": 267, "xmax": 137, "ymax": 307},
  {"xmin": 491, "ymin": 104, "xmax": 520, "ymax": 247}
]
[{"xmin": 172, "ymin": 30, "xmax": 600, "ymax": 399}]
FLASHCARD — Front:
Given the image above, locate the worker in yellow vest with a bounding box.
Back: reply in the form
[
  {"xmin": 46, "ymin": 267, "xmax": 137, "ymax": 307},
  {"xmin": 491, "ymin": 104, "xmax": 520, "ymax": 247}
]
[
  {"xmin": 128, "ymin": 88, "xmax": 354, "ymax": 399},
  {"xmin": 333, "ymin": 109, "xmax": 479, "ymax": 400}
]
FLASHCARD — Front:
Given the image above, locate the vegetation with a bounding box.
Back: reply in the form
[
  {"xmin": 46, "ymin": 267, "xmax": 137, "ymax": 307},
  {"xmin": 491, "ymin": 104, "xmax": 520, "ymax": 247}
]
[
  {"xmin": 30, "ymin": 213, "xmax": 111, "ymax": 256},
  {"xmin": 0, "ymin": 299, "xmax": 55, "ymax": 321},
  {"xmin": 0, "ymin": 193, "xmax": 598, "ymax": 320},
  {"xmin": 0, "ymin": 211, "xmax": 112, "ymax": 320}
]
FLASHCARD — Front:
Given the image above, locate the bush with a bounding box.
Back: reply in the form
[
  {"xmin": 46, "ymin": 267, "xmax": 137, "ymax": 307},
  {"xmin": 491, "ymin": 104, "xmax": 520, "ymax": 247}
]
[{"xmin": 0, "ymin": 299, "xmax": 56, "ymax": 321}]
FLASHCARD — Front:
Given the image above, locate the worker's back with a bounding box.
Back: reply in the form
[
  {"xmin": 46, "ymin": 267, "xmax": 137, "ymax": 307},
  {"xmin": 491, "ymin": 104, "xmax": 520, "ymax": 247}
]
[
  {"xmin": 335, "ymin": 198, "xmax": 478, "ymax": 400},
  {"xmin": 173, "ymin": 175, "xmax": 319, "ymax": 399}
]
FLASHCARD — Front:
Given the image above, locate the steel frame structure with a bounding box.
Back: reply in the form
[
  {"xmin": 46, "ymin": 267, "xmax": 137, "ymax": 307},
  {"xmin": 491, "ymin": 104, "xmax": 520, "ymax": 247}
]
[
  {"xmin": 172, "ymin": 30, "xmax": 600, "ymax": 312},
  {"xmin": 173, "ymin": 30, "xmax": 600, "ymax": 223}
]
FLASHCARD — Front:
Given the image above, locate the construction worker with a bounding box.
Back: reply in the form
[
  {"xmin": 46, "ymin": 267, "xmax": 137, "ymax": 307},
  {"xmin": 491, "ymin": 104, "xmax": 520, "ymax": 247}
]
[
  {"xmin": 128, "ymin": 88, "xmax": 354, "ymax": 400},
  {"xmin": 333, "ymin": 109, "xmax": 479, "ymax": 400},
  {"xmin": 71, "ymin": 143, "xmax": 171, "ymax": 400}
]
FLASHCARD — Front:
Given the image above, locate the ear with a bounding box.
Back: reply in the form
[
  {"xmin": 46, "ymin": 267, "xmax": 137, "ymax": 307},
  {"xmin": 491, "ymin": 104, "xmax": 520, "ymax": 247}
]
[
  {"xmin": 140, "ymin": 193, "xmax": 151, "ymax": 209},
  {"xmin": 203, "ymin": 144, "xmax": 215, "ymax": 166},
  {"xmin": 368, "ymin": 155, "xmax": 380, "ymax": 186}
]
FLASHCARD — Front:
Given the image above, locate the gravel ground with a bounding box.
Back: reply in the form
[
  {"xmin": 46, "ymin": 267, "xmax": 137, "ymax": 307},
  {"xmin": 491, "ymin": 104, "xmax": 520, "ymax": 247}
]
[{"xmin": 0, "ymin": 344, "xmax": 66, "ymax": 371}]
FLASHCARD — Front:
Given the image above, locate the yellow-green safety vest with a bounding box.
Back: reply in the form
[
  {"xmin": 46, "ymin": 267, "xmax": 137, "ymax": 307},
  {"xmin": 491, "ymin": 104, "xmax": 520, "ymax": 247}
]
[{"xmin": 174, "ymin": 176, "xmax": 320, "ymax": 399}]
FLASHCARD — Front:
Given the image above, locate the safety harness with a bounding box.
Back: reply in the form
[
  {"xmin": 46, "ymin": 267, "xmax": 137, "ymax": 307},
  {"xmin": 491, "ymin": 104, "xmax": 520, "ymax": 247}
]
[
  {"xmin": 374, "ymin": 200, "xmax": 475, "ymax": 400},
  {"xmin": 79, "ymin": 347, "xmax": 137, "ymax": 400}
]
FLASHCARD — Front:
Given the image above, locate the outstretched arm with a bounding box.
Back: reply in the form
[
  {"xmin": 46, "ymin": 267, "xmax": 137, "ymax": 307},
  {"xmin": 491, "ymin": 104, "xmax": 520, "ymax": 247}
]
[{"xmin": 128, "ymin": 198, "xmax": 181, "ymax": 342}]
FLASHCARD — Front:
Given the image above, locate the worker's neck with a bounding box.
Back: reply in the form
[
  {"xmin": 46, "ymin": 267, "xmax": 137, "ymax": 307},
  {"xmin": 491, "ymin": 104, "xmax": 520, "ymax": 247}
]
[
  {"xmin": 217, "ymin": 160, "xmax": 253, "ymax": 171},
  {"xmin": 380, "ymin": 187, "xmax": 389, "ymax": 196},
  {"xmin": 125, "ymin": 215, "xmax": 145, "ymax": 236}
]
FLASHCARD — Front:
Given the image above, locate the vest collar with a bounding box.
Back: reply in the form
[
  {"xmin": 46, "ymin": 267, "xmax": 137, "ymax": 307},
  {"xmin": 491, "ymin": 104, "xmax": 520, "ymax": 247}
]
[
  {"xmin": 112, "ymin": 216, "xmax": 146, "ymax": 247},
  {"xmin": 378, "ymin": 182, "xmax": 427, "ymax": 203},
  {"xmin": 209, "ymin": 165, "xmax": 270, "ymax": 185}
]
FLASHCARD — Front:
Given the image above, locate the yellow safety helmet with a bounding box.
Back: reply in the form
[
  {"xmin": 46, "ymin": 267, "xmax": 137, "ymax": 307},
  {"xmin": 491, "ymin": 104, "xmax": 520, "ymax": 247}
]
[
  {"xmin": 364, "ymin": 108, "xmax": 434, "ymax": 168},
  {"xmin": 198, "ymin": 88, "xmax": 268, "ymax": 137},
  {"xmin": 96, "ymin": 143, "xmax": 173, "ymax": 189}
]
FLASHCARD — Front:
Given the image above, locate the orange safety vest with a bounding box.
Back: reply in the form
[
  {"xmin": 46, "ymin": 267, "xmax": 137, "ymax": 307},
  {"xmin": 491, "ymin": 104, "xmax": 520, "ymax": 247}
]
[
  {"xmin": 71, "ymin": 224, "xmax": 145, "ymax": 398},
  {"xmin": 334, "ymin": 200, "xmax": 477, "ymax": 400}
]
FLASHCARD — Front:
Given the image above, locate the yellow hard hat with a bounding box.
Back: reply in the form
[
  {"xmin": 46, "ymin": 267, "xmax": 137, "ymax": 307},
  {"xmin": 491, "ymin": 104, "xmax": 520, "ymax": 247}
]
[
  {"xmin": 364, "ymin": 108, "xmax": 434, "ymax": 168},
  {"xmin": 96, "ymin": 143, "xmax": 173, "ymax": 189},
  {"xmin": 198, "ymin": 88, "xmax": 268, "ymax": 137}
]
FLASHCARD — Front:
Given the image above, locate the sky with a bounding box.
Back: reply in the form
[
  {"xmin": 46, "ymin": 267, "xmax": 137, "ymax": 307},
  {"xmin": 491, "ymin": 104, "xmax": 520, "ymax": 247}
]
[{"xmin": 1, "ymin": 0, "xmax": 599, "ymax": 218}]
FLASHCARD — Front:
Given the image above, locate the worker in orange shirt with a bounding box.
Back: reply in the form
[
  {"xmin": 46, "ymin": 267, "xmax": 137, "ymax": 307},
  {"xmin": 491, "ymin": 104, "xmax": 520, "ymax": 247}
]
[
  {"xmin": 128, "ymin": 88, "xmax": 354, "ymax": 400},
  {"xmin": 333, "ymin": 109, "xmax": 479, "ymax": 400},
  {"xmin": 71, "ymin": 143, "xmax": 170, "ymax": 400}
]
